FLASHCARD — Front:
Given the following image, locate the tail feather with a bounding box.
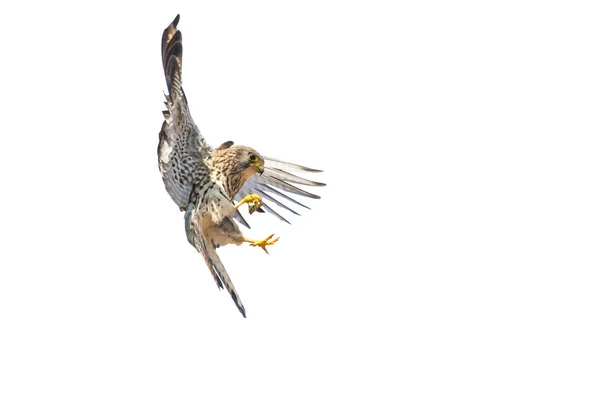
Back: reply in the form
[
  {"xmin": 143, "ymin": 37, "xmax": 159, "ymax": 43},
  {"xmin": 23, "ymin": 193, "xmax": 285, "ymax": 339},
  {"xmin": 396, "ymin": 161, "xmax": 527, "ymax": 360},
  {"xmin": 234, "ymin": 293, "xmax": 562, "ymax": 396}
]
[
  {"xmin": 185, "ymin": 206, "xmax": 246, "ymax": 318},
  {"xmin": 204, "ymin": 241, "xmax": 247, "ymax": 318},
  {"xmin": 185, "ymin": 207, "xmax": 223, "ymax": 289}
]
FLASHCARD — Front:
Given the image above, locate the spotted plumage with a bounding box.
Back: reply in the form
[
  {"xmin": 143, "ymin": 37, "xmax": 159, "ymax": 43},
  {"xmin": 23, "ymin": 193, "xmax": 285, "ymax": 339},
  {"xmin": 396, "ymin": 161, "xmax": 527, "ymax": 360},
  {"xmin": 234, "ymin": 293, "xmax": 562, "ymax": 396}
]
[{"xmin": 157, "ymin": 15, "xmax": 325, "ymax": 317}]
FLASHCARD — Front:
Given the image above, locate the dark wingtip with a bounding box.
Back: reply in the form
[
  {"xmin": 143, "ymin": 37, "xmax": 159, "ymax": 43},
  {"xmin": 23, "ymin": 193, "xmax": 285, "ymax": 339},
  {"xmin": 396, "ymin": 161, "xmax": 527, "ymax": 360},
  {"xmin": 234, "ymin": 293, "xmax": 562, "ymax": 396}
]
[
  {"xmin": 262, "ymin": 203, "xmax": 291, "ymax": 224},
  {"xmin": 173, "ymin": 14, "xmax": 180, "ymax": 27}
]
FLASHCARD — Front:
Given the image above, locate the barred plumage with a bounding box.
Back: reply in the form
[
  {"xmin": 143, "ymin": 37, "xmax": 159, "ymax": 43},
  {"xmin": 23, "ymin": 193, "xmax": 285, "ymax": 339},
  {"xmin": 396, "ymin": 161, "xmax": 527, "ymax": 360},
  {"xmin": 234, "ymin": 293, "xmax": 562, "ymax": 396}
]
[{"xmin": 158, "ymin": 15, "xmax": 325, "ymax": 317}]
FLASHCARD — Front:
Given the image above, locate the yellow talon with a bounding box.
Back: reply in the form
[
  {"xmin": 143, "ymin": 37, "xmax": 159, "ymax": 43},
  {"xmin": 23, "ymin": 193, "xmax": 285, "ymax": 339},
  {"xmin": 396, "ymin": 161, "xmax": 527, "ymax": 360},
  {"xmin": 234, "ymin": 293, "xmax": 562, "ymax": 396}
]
[
  {"xmin": 248, "ymin": 234, "xmax": 279, "ymax": 254},
  {"xmin": 235, "ymin": 194, "xmax": 263, "ymax": 214}
]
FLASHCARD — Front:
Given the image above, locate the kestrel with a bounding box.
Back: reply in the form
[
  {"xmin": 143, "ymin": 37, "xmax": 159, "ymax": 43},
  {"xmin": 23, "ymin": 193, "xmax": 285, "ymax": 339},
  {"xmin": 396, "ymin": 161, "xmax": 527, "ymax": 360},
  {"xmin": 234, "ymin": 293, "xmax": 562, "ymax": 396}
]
[{"xmin": 158, "ymin": 15, "xmax": 324, "ymax": 317}]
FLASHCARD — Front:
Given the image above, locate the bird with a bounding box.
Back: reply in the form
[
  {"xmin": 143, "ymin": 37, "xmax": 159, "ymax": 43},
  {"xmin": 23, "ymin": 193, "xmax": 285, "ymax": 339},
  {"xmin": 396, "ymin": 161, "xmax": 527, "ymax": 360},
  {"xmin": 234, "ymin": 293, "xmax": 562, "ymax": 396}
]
[{"xmin": 157, "ymin": 15, "xmax": 325, "ymax": 318}]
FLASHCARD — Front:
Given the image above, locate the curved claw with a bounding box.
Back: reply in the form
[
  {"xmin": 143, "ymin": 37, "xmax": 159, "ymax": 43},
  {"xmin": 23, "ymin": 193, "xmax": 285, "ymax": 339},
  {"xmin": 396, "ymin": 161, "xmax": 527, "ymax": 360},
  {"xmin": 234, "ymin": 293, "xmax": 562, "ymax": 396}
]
[
  {"xmin": 247, "ymin": 196, "xmax": 263, "ymax": 214},
  {"xmin": 249, "ymin": 234, "xmax": 279, "ymax": 254},
  {"xmin": 236, "ymin": 194, "xmax": 263, "ymax": 214}
]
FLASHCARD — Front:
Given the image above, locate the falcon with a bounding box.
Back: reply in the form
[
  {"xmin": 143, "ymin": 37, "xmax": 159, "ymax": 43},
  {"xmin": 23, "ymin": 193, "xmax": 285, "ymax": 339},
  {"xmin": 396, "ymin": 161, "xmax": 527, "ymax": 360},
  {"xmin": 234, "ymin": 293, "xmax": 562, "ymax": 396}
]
[{"xmin": 158, "ymin": 15, "xmax": 324, "ymax": 317}]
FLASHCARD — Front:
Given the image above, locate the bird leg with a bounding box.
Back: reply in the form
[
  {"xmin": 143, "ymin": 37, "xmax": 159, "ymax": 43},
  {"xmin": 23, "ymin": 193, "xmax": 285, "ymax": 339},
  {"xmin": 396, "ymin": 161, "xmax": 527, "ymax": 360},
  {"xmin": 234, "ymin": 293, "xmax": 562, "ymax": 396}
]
[
  {"xmin": 234, "ymin": 194, "xmax": 263, "ymax": 214},
  {"xmin": 244, "ymin": 234, "xmax": 279, "ymax": 254}
]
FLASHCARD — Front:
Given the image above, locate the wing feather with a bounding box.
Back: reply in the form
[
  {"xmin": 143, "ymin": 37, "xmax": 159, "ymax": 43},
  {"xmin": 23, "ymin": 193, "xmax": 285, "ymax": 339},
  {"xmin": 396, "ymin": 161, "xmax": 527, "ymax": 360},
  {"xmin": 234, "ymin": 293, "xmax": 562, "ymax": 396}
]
[
  {"xmin": 256, "ymin": 188, "xmax": 300, "ymax": 216},
  {"xmin": 158, "ymin": 15, "xmax": 211, "ymax": 210},
  {"xmin": 235, "ymin": 158, "xmax": 325, "ymax": 221},
  {"xmin": 257, "ymin": 184, "xmax": 311, "ymax": 210},
  {"xmin": 260, "ymin": 202, "xmax": 291, "ymax": 224},
  {"xmin": 232, "ymin": 209, "xmax": 251, "ymax": 229},
  {"xmin": 263, "ymin": 156, "xmax": 323, "ymax": 173},
  {"xmin": 262, "ymin": 167, "xmax": 325, "ymax": 187},
  {"xmin": 253, "ymin": 175, "xmax": 321, "ymax": 199}
]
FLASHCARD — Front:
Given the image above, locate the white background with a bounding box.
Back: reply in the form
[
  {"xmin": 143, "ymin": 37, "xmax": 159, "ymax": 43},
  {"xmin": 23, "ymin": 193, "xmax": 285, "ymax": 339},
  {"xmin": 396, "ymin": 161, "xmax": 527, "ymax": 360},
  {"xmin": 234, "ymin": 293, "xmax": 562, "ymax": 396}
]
[{"xmin": 1, "ymin": 1, "xmax": 599, "ymax": 399}]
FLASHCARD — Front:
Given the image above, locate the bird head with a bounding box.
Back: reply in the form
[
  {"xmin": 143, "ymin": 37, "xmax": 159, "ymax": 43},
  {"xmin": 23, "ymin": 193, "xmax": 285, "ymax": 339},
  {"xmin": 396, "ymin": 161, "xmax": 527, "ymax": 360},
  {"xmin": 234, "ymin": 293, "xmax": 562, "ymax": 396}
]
[
  {"xmin": 244, "ymin": 148, "xmax": 265, "ymax": 176},
  {"xmin": 215, "ymin": 142, "xmax": 264, "ymax": 175},
  {"xmin": 213, "ymin": 143, "xmax": 265, "ymax": 197},
  {"xmin": 233, "ymin": 145, "xmax": 264, "ymax": 177}
]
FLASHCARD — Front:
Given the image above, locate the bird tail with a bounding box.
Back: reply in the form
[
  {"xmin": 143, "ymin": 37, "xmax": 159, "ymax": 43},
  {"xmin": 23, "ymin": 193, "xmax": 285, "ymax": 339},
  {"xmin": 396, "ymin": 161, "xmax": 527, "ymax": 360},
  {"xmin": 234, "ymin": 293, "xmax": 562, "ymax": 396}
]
[
  {"xmin": 161, "ymin": 14, "xmax": 184, "ymax": 101},
  {"xmin": 203, "ymin": 240, "xmax": 247, "ymax": 318},
  {"xmin": 185, "ymin": 206, "xmax": 247, "ymax": 318}
]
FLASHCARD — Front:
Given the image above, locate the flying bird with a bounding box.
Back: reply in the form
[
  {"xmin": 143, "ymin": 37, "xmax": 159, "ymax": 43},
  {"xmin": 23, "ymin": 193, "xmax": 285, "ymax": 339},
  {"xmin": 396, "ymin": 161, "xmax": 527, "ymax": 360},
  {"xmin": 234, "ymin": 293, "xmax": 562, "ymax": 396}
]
[{"xmin": 158, "ymin": 15, "xmax": 325, "ymax": 317}]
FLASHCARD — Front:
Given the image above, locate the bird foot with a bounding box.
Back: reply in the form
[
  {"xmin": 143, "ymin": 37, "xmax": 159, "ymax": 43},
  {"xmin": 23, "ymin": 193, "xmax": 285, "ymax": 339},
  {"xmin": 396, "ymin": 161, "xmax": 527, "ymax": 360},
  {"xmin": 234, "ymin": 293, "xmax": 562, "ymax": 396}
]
[
  {"xmin": 236, "ymin": 194, "xmax": 263, "ymax": 214},
  {"xmin": 249, "ymin": 234, "xmax": 279, "ymax": 254}
]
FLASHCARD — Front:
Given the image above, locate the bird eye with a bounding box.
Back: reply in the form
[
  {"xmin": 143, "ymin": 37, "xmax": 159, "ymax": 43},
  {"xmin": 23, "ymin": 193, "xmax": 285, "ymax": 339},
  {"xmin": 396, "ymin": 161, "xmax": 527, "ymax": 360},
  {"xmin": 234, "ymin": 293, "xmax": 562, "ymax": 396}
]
[{"xmin": 249, "ymin": 154, "xmax": 258, "ymax": 162}]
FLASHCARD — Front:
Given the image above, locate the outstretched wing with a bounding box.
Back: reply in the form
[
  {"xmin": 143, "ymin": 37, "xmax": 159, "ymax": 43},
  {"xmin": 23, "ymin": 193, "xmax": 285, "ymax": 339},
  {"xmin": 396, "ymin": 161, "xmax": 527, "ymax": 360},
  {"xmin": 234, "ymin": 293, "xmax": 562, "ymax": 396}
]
[
  {"xmin": 158, "ymin": 14, "xmax": 211, "ymax": 209},
  {"xmin": 234, "ymin": 156, "xmax": 325, "ymax": 224}
]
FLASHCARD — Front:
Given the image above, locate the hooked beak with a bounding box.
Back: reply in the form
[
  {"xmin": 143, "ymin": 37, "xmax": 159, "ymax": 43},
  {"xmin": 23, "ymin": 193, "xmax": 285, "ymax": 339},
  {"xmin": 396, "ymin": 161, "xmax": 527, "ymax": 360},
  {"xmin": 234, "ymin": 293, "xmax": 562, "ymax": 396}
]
[{"xmin": 255, "ymin": 163, "xmax": 264, "ymax": 175}]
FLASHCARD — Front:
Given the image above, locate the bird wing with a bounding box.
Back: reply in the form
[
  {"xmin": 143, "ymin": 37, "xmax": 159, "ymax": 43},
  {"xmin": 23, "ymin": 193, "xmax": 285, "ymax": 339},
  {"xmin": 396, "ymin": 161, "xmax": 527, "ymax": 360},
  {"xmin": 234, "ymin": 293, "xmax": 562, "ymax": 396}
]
[
  {"xmin": 158, "ymin": 14, "xmax": 211, "ymax": 209},
  {"xmin": 234, "ymin": 156, "xmax": 326, "ymax": 224}
]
